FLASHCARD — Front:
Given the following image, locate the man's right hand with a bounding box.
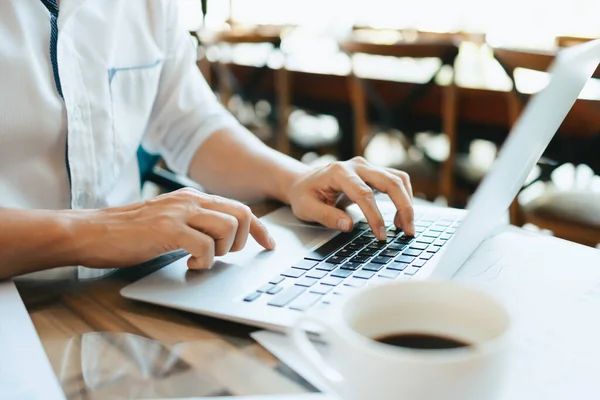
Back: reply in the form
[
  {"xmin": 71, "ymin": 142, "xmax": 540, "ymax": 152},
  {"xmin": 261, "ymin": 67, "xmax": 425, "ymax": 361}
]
[{"xmin": 71, "ymin": 188, "xmax": 275, "ymax": 270}]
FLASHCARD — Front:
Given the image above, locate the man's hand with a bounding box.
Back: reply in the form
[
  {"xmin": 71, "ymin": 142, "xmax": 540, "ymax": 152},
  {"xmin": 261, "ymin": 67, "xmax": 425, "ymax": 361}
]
[
  {"xmin": 72, "ymin": 189, "xmax": 275, "ymax": 270},
  {"xmin": 287, "ymin": 157, "xmax": 414, "ymax": 241}
]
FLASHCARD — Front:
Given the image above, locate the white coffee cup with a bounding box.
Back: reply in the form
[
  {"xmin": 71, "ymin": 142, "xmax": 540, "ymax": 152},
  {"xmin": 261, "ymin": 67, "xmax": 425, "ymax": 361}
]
[{"xmin": 291, "ymin": 281, "xmax": 511, "ymax": 400}]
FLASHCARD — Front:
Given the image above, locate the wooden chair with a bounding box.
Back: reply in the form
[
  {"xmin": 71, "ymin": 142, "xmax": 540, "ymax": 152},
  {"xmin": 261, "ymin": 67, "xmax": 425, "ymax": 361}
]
[
  {"xmin": 341, "ymin": 37, "xmax": 460, "ymax": 203},
  {"xmin": 201, "ymin": 26, "xmax": 292, "ymax": 154},
  {"xmin": 556, "ymin": 35, "xmax": 597, "ymax": 48},
  {"xmin": 494, "ymin": 47, "xmax": 600, "ymax": 246}
]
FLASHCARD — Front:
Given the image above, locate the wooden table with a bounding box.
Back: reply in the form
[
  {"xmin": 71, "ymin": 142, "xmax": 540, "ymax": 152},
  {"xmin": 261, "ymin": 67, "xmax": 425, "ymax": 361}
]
[{"xmin": 16, "ymin": 203, "xmax": 316, "ymax": 399}]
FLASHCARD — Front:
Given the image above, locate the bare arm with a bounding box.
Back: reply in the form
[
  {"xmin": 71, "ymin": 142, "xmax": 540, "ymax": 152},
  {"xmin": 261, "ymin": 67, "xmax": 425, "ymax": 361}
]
[
  {"xmin": 189, "ymin": 127, "xmax": 309, "ymax": 204},
  {"xmin": 0, "ymin": 209, "xmax": 80, "ymax": 280}
]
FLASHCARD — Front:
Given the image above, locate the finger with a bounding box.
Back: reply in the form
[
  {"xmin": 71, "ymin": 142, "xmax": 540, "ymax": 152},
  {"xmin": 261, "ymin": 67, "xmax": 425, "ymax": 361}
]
[
  {"xmin": 294, "ymin": 197, "xmax": 354, "ymax": 232},
  {"xmin": 249, "ymin": 215, "xmax": 276, "ymax": 250},
  {"xmin": 174, "ymin": 228, "xmax": 215, "ymax": 270},
  {"xmin": 187, "ymin": 209, "xmax": 238, "ymax": 256},
  {"xmin": 386, "ymin": 168, "xmax": 413, "ymax": 200},
  {"xmin": 355, "ymin": 166, "xmax": 415, "ymax": 236},
  {"xmin": 328, "ymin": 164, "xmax": 386, "ymax": 240},
  {"xmin": 199, "ymin": 197, "xmax": 252, "ymax": 252}
]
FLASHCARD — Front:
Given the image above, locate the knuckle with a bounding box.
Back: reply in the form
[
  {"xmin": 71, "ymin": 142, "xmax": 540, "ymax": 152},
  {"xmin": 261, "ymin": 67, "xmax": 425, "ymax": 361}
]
[
  {"xmin": 236, "ymin": 203, "xmax": 252, "ymax": 221},
  {"xmin": 350, "ymin": 156, "xmax": 368, "ymax": 165},
  {"xmin": 197, "ymin": 235, "xmax": 214, "ymax": 253},
  {"xmin": 329, "ymin": 162, "xmax": 348, "ymax": 176},
  {"xmin": 222, "ymin": 214, "xmax": 239, "ymax": 233},
  {"xmin": 357, "ymin": 185, "xmax": 374, "ymax": 199}
]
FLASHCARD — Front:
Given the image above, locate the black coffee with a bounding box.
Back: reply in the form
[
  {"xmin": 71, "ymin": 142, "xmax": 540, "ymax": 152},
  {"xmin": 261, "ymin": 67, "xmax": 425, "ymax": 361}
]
[{"xmin": 374, "ymin": 333, "xmax": 470, "ymax": 350}]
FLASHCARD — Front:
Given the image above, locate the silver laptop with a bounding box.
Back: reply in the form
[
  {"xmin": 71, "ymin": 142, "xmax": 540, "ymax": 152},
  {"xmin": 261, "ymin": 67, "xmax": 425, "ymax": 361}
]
[{"xmin": 121, "ymin": 40, "xmax": 600, "ymax": 333}]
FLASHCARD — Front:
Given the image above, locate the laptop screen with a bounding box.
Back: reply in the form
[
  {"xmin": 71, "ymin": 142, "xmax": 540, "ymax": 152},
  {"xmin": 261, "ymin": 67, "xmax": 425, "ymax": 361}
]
[{"xmin": 431, "ymin": 39, "xmax": 600, "ymax": 280}]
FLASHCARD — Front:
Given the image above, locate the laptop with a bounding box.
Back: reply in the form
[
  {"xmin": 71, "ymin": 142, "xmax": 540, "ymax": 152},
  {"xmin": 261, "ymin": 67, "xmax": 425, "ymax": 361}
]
[{"xmin": 121, "ymin": 40, "xmax": 600, "ymax": 333}]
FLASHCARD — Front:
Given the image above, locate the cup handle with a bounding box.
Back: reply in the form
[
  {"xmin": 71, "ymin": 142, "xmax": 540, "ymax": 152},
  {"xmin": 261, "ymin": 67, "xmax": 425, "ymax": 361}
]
[{"xmin": 291, "ymin": 314, "xmax": 344, "ymax": 392}]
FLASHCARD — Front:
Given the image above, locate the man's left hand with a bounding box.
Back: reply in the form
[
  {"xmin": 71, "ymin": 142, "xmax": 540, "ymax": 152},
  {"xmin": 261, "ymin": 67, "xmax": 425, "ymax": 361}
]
[{"xmin": 286, "ymin": 157, "xmax": 415, "ymax": 241}]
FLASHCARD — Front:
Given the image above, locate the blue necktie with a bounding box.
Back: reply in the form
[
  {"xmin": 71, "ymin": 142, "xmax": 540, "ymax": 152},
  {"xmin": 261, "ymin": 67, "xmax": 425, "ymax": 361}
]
[{"xmin": 40, "ymin": 0, "xmax": 63, "ymax": 98}]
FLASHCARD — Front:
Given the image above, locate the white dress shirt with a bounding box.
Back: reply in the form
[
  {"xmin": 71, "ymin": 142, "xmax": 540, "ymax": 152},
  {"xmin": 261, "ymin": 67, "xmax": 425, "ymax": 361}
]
[{"xmin": 0, "ymin": 0, "xmax": 240, "ymax": 280}]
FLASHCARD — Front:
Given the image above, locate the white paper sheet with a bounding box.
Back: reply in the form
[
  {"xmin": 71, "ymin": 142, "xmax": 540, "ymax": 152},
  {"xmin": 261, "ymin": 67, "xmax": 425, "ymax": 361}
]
[
  {"xmin": 0, "ymin": 281, "xmax": 65, "ymax": 400},
  {"xmin": 253, "ymin": 228, "xmax": 600, "ymax": 399}
]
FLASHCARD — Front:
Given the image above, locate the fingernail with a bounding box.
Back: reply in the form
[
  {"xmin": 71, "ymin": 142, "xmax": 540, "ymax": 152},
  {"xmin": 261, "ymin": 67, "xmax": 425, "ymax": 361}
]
[
  {"xmin": 379, "ymin": 226, "xmax": 387, "ymax": 240},
  {"xmin": 338, "ymin": 218, "xmax": 351, "ymax": 232},
  {"xmin": 268, "ymin": 234, "xmax": 276, "ymax": 249}
]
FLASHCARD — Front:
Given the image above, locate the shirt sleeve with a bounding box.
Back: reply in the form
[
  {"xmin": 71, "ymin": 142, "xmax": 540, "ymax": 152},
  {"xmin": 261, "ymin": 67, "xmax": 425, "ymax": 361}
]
[{"xmin": 141, "ymin": 1, "xmax": 241, "ymax": 177}]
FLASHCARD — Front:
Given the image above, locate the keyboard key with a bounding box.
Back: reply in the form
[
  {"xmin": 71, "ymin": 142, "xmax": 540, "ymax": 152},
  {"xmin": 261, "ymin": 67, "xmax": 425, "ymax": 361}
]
[
  {"xmin": 305, "ymin": 230, "xmax": 363, "ymax": 261},
  {"xmin": 296, "ymin": 277, "xmax": 319, "ymax": 287},
  {"xmin": 434, "ymin": 239, "xmax": 446, "ymax": 247},
  {"xmin": 310, "ymin": 284, "xmax": 333, "ymax": 295},
  {"xmin": 268, "ymin": 285, "xmax": 306, "ymax": 307},
  {"xmin": 289, "ymin": 292, "xmax": 323, "ymax": 311},
  {"xmin": 327, "ymin": 255, "xmax": 347, "ymax": 264},
  {"xmin": 333, "ymin": 287, "xmax": 355, "ymax": 296},
  {"xmin": 427, "ymin": 246, "xmax": 440, "ymax": 254},
  {"xmin": 346, "ymin": 243, "xmax": 364, "ymax": 252},
  {"xmin": 350, "ymin": 255, "xmax": 371, "ymax": 264},
  {"xmin": 387, "ymin": 243, "xmax": 408, "ymax": 251},
  {"xmin": 369, "ymin": 277, "xmax": 393, "ymax": 286},
  {"xmin": 362, "ymin": 263, "xmax": 384, "ymax": 272},
  {"xmin": 386, "ymin": 230, "xmax": 400, "ymax": 237},
  {"xmin": 356, "ymin": 222, "xmax": 370, "ymax": 230},
  {"xmin": 267, "ymin": 285, "xmax": 283, "ymax": 295},
  {"xmin": 316, "ymin": 262, "xmax": 337, "ymax": 271},
  {"xmin": 379, "ymin": 269, "xmax": 401, "ymax": 279},
  {"xmin": 353, "ymin": 236, "xmax": 372, "ymax": 244},
  {"xmin": 306, "ymin": 269, "xmax": 328, "ymax": 279},
  {"xmin": 371, "ymin": 256, "xmax": 392, "ymax": 265},
  {"xmin": 422, "ymin": 231, "xmax": 440, "ymax": 238},
  {"xmin": 336, "ymin": 248, "xmax": 356, "ymax": 258},
  {"xmin": 395, "ymin": 255, "xmax": 415, "ymax": 264},
  {"xmin": 404, "ymin": 266, "xmax": 420, "ymax": 276},
  {"xmin": 269, "ymin": 276, "xmax": 285, "ymax": 285},
  {"xmin": 416, "ymin": 236, "xmax": 435, "ymax": 244},
  {"xmin": 403, "ymin": 248, "xmax": 422, "ymax": 257},
  {"xmin": 281, "ymin": 268, "xmax": 305, "ymax": 278},
  {"xmin": 331, "ymin": 268, "xmax": 353, "ymax": 278},
  {"xmin": 244, "ymin": 292, "xmax": 261, "ymax": 302},
  {"xmin": 363, "ymin": 232, "xmax": 376, "ymax": 238},
  {"xmin": 420, "ymin": 252, "xmax": 434, "ymax": 260},
  {"xmin": 368, "ymin": 241, "xmax": 389, "ymax": 249},
  {"xmin": 359, "ymin": 248, "xmax": 378, "ymax": 256},
  {"xmin": 429, "ymin": 226, "xmax": 445, "ymax": 232},
  {"xmin": 321, "ymin": 276, "xmax": 344, "ymax": 286},
  {"xmin": 387, "ymin": 263, "xmax": 408, "ymax": 271},
  {"xmin": 340, "ymin": 262, "xmax": 362, "ymax": 271},
  {"xmin": 412, "ymin": 259, "xmax": 426, "ymax": 268},
  {"xmin": 257, "ymin": 283, "xmax": 275, "ymax": 293},
  {"xmin": 344, "ymin": 278, "xmax": 367, "ymax": 287},
  {"xmin": 440, "ymin": 234, "xmax": 452, "ymax": 240},
  {"xmin": 395, "ymin": 236, "xmax": 414, "ymax": 244},
  {"xmin": 353, "ymin": 270, "xmax": 375, "ymax": 280},
  {"xmin": 409, "ymin": 243, "xmax": 428, "ymax": 250},
  {"xmin": 380, "ymin": 249, "xmax": 400, "ymax": 257},
  {"xmin": 292, "ymin": 259, "xmax": 318, "ymax": 270},
  {"xmin": 447, "ymin": 228, "xmax": 457, "ymax": 234},
  {"xmin": 435, "ymin": 221, "xmax": 451, "ymax": 227}
]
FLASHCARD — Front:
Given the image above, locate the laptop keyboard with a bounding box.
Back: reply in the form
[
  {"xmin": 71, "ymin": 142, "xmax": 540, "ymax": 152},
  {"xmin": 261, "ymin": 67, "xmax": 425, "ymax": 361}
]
[{"xmin": 243, "ymin": 213, "xmax": 460, "ymax": 312}]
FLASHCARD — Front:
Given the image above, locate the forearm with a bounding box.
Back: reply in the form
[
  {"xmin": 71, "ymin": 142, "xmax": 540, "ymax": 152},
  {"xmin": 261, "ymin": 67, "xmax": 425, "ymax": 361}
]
[
  {"xmin": 189, "ymin": 127, "xmax": 311, "ymax": 204},
  {"xmin": 0, "ymin": 208, "xmax": 83, "ymax": 280}
]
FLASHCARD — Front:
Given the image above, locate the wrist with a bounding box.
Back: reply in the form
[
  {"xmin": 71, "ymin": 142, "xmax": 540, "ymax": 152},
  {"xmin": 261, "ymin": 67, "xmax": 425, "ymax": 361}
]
[
  {"xmin": 56, "ymin": 209, "xmax": 100, "ymax": 267},
  {"xmin": 273, "ymin": 162, "xmax": 311, "ymax": 205}
]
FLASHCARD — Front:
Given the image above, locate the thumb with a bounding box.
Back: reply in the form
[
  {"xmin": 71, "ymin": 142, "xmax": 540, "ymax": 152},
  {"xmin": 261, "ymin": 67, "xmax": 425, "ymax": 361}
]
[
  {"xmin": 304, "ymin": 198, "xmax": 354, "ymax": 232},
  {"xmin": 249, "ymin": 215, "xmax": 276, "ymax": 250}
]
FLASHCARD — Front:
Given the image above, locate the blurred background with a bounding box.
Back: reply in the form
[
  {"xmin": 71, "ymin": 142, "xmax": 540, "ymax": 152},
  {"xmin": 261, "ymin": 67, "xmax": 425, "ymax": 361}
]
[{"xmin": 147, "ymin": 0, "xmax": 600, "ymax": 247}]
